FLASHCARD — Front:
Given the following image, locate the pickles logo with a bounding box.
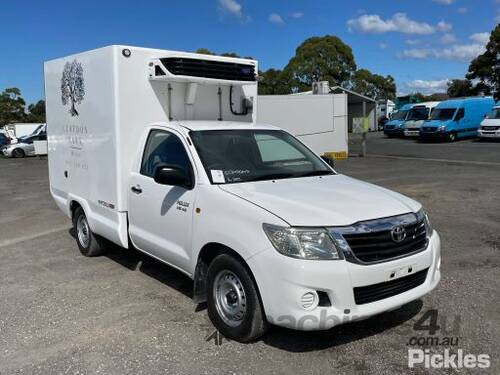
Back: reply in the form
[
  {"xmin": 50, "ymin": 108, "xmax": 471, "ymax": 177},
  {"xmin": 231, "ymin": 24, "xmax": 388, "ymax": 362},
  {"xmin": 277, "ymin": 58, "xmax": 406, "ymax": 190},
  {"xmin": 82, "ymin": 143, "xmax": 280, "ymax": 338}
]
[{"xmin": 61, "ymin": 59, "xmax": 85, "ymax": 116}]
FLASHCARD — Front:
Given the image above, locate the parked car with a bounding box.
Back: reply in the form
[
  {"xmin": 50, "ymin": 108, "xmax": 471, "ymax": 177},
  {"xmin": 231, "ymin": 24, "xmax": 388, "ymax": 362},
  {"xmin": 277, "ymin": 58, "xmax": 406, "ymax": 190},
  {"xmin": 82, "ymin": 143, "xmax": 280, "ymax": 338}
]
[
  {"xmin": 45, "ymin": 46, "xmax": 441, "ymax": 342},
  {"xmin": 403, "ymin": 102, "xmax": 440, "ymax": 137},
  {"xmin": 383, "ymin": 104, "xmax": 414, "ymax": 137},
  {"xmin": 0, "ymin": 132, "xmax": 11, "ymax": 149},
  {"xmin": 478, "ymin": 105, "xmax": 500, "ymax": 140},
  {"xmin": 2, "ymin": 134, "xmax": 47, "ymax": 158},
  {"xmin": 419, "ymin": 97, "xmax": 495, "ymax": 142}
]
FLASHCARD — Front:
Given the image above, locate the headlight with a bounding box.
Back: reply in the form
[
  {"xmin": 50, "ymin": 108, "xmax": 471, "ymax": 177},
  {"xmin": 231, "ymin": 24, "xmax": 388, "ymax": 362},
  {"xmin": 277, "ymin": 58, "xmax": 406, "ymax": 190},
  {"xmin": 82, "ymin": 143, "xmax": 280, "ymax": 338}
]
[
  {"xmin": 262, "ymin": 224, "xmax": 341, "ymax": 260},
  {"xmin": 417, "ymin": 208, "xmax": 433, "ymax": 238},
  {"xmin": 438, "ymin": 125, "xmax": 447, "ymax": 132}
]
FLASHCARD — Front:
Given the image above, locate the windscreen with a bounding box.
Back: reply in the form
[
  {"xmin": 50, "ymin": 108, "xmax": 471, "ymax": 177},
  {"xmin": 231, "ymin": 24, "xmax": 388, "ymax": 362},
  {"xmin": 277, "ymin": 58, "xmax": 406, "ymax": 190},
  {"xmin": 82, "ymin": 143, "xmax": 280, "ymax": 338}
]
[
  {"xmin": 391, "ymin": 110, "xmax": 409, "ymax": 120},
  {"xmin": 430, "ymin": 108, "xmax": 457, "ymax": 121},
  {"xmin": 486, "ymin": 108, "xmax": 500, "ymax": 119},
  {"xmin": 190, "ymin": 129, "xmax": 334, "ymax": 184},
  {"xmin": 407, "ymin": 107, "xmax": 429, "ymax": 120}
]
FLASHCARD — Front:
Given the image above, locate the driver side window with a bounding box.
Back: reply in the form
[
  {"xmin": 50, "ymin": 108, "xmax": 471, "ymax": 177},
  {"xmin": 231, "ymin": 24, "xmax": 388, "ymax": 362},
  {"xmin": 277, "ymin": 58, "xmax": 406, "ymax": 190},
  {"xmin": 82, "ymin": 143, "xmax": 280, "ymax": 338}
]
[
  {"xmin": 140, "ymin": 130, "xmax": 192, "ymax": 178},
  {"xmin": 454, "ymin": 108, "xmax": 465, "ymax": 121}
]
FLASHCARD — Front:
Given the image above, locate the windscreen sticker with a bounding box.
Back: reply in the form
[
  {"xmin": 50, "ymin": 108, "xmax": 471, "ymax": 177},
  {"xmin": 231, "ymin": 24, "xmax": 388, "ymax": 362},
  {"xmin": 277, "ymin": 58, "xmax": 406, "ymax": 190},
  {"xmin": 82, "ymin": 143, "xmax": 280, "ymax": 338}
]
[{"xmin": 210, "ymin": 170, "xmax": 225, "ymax": 183}]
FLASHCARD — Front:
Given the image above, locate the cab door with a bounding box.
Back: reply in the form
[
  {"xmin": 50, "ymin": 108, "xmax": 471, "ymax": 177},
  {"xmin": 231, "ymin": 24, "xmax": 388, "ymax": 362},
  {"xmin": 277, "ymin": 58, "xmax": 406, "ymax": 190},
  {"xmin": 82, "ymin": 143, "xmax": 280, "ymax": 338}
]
[{"xmin": 128, "ymin": 128, "xmax": 197, "ymax": 273}]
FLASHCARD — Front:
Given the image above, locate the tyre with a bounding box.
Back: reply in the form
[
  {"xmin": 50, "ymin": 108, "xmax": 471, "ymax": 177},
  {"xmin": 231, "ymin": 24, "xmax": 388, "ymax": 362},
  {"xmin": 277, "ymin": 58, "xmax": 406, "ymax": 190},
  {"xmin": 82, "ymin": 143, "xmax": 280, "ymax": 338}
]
[
  {"xmin": 12, "ymin": 148, "xmax": 25, "ymax": 158},
  {"xmin": 207, "ymin": 253, "xmax": 268, "ymax": 342},
  {"xmin": 72, "ymin": 207, "xmax": 106, "ymax": 257},
  {"xmin": 447, "ymin": 132, "xmax": 457, "ymax": 142}
]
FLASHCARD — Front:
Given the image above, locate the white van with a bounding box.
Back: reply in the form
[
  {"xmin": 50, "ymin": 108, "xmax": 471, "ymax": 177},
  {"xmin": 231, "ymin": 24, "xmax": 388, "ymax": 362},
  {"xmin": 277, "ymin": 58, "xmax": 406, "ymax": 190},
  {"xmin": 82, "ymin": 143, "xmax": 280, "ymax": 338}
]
[
  {"xmin": 44, "ymin": 46, "xmax": 440, "ymax": 342},
  {"xmin": 478, "ymin": 105, "xmax": 500, "ymax": 140},
  {"xmin": 403, "ymin": 102, "xmax": 440, "ymax": 137}
]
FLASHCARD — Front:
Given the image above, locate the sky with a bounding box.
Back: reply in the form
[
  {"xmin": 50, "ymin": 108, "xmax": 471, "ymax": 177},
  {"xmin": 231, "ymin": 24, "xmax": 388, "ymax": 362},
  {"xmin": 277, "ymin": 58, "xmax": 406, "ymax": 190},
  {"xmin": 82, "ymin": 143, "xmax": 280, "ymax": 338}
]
[{"xmin": 1, "ymin": 0, "xmax": 499, "ymax": 104}]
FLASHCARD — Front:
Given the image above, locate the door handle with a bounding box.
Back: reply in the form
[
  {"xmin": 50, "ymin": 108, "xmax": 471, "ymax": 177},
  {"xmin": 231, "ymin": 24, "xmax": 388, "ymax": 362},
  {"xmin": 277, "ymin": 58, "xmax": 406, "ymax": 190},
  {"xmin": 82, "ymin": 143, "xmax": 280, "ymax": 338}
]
[{"xmin": 131, "ymin": 185, "xmax": 142, "ymax": 194}]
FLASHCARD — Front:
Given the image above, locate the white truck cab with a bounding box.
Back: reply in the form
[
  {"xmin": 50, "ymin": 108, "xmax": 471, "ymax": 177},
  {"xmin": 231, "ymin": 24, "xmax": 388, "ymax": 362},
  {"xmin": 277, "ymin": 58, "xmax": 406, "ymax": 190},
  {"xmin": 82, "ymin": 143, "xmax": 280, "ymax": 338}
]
[
  {"xmin": 403, "ymin": 102, "xmax": 440, "ymax": 137},
  {"xmin": 45, "ymin": 46, "xmax": 440, "ymax": 342},
  {"xmin": 478, "ymin": 105, "xmax": 500, "ymax": 139}
]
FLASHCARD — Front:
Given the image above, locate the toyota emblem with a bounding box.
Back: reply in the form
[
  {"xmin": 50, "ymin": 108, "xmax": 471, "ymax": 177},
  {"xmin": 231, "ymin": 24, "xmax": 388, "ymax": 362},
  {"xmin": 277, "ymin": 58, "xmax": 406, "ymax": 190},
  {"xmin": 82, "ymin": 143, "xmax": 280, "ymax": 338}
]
[{"xmin": 391, "ymin": 226, "xmax": 406, "ymax": 243}]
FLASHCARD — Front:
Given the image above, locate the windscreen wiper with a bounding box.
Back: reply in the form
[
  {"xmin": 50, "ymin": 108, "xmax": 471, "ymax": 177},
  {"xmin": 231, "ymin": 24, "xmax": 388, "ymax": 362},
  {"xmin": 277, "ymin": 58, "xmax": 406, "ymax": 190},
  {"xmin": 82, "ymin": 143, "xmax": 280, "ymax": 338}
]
[
  {"xmin": 246, "ymin": 173, "xmax": 295, "ymax": 182},
  {"xmin": 297, "ymin": 170, "xmax": 334, "ymax": 177}
]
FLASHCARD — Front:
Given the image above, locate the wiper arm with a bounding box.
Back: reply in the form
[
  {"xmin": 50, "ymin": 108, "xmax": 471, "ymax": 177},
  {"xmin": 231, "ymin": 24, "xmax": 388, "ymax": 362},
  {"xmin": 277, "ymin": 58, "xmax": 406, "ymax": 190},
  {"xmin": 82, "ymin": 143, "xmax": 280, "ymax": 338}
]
[
  {"xmin": 297, "ymin": 170, "xmax": 334, "ymax": 177},
  {"xmin": 246, "ymin": 173, "xmax": 295, "ymax": 182}
]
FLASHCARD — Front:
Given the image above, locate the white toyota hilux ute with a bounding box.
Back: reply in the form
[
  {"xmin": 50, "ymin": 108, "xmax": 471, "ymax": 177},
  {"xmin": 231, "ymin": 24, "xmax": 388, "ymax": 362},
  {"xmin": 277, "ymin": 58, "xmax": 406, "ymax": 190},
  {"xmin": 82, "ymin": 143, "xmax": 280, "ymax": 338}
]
[{"xmin": 44, "ymin": 46, "xmax": 440, "ymax": 342}]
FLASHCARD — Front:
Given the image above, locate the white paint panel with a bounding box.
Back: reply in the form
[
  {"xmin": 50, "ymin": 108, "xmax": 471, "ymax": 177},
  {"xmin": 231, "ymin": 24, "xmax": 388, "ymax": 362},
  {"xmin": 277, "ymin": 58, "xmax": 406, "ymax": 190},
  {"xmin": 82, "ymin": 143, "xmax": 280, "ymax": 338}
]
[{"xmin": 257, "ymin": 94, "xmax": 348, "ymax": 155}]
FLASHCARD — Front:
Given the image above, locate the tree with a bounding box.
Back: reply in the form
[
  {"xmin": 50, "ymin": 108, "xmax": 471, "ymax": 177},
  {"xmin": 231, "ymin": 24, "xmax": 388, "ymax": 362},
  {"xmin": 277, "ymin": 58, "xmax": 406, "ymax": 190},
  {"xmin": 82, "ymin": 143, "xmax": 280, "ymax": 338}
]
[
  {"xmin": 195, "ymin": 48, "xmax": 215, "ymax": 55},
  {"xmin": 61, "ymin": 60, "xmax": 85, "ymax": 116},
  {"xmin": 258, "ymin": 69, "xmax": 297, "ymax": 95},
  {"xmin": 0, "ymin": 87, "xmax": 26, "ymax": 125},
  {"xmin": 351, "ymin": 69, "xmax": 396, "ymax": 100},
  {"xmin": 283, "ymin": 35, "xmax": 357, "ymax": 90},
  {"xmin": 466, "ymin": 24, "xmax": 500, "ymax": 99},
  {"xmin": 26, "ymin": 100, "xmax": 46, "ymax": 123},
  {"xmin": 447, "ymin": 79, "xmax": 475, "ymax": 97}
]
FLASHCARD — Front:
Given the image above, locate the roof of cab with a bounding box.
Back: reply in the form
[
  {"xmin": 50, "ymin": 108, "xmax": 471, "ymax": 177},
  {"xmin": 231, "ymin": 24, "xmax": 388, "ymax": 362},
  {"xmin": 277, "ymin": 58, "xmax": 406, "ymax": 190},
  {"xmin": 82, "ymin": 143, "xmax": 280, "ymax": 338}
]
[
  {"xmin": 153, "ymin": 121, "xmax": 281, "ymax": 131},
  {"xmin": 437, "ymin": 96, "xmax": 494, "ymax": 108}
]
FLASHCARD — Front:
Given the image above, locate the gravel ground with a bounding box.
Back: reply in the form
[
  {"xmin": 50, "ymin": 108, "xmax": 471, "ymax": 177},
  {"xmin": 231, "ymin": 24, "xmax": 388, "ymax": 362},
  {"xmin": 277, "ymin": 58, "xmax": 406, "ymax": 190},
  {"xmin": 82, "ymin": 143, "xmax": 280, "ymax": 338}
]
[{"xmin": 0, "ymin": 135, "xmax": 499, "ymax": 374}]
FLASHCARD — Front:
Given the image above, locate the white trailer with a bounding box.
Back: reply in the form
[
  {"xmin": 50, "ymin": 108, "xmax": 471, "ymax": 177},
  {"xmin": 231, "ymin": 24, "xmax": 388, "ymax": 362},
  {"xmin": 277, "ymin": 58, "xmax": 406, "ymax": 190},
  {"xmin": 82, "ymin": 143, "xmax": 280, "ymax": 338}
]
[
  {"xmin": 4, "ymin": 123, "xmax": 45, "ymax": 142},
  {"xmin": 257, "ymin": 94, "xmax": 348, "ymax": 158}
]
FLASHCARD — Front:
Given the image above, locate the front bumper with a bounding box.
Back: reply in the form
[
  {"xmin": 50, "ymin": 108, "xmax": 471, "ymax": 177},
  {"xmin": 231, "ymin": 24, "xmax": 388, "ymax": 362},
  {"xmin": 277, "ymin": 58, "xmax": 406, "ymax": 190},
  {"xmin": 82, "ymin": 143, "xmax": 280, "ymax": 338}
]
[
  {"xmin": 404, "ymin": 129, "xmax": 420, "ymax": 137},
  {"xmin": 2, "ymin": 147, "xmax": 13, "ymax": 157},
  {"xmin": 248, "ymin": 231, "xmax": 441, "ymax": 331},
  {"xmin": 384, "ymin": 127, "xmax": 404, "ymax": 136},
  {"xmin": 478, "ymin": 129, "xmax": 500, "ymax": 139}
]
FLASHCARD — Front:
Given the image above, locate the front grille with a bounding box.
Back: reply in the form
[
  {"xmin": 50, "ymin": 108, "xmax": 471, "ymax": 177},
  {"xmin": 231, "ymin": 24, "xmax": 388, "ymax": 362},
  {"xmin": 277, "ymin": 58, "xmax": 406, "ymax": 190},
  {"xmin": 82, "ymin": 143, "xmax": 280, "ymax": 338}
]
[
  {"xmin": 159, "ymin": 57, "xmax": 256, "ymax": 82},
  {"xmin": 482, "ymin": 126, "xmax": 499, "ymax": 131},
  {"xmin": 421, "ymin": 127, "xmax": 437, "ymax": 132},
  {"xmin": 353, "ymin": 268, "xmax": 428, "ymax": 305},
  {"xmin": 342, "ymin": 218, "xmax": 427, "ymax": 263}
]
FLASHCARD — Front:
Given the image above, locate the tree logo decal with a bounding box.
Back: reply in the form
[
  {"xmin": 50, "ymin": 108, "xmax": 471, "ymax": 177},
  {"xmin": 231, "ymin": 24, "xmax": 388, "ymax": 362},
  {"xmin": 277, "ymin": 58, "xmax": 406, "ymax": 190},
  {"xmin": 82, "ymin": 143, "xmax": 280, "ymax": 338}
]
[{"xmin": 61, "ymin": 60, "xmax": 85, "ymax": 116}]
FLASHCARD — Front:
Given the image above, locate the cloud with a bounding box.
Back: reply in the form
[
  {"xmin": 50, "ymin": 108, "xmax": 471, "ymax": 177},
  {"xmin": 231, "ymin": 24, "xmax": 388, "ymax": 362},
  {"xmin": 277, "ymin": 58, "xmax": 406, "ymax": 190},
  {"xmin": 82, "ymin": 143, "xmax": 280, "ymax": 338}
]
[
  {"xmin": 401, "ymin": 31, "xmax": 489, "ymax": 61},
  {"xmin": 470, "ymin": 32, "xmax": 490, "ymax": 45},
  {"xmin": 379, "ymin": 43, "xmax": 389, "ymax": 49},
  {"xmin": 457, "ymin": 7, "xmax": 467, "ymax": 13},
  {"xmin": 440, "ymin": 33, "xmax": 457, "ymax": 44},
  {"xmin": 291, "ymin": 12, "xmax": 304, "ymax": 19},
  {"xmin": 405, "ymin": 39, "xmax": 421, "ymax": 45},
  {"xmin": 217, "ymin": 0, "xmax": 250, "ymax": 21},
  {"xmin": 432, "ymin": 0, "xmax": 454, "ymax": 4},
  {"xmin": 436, "ymin": 21, "xmax": 452, "ymax": 32},
  {"xmin": 400, "ymin": 43, "xmax": 486, "ymax": 61},
  {"xmin": 268, "ymin": 13, "xmax": 284, "ymax": 24},
  {"xmin": 400, "ymin": 48, "xmax": 432, "ymax": 59},
  {"xmin": 347, "ymin": 13, "xmax": 435, "ymax": 35},
  {"xmin": 406, "ymin": 79, "xmax": 450, "ymax": 94}
]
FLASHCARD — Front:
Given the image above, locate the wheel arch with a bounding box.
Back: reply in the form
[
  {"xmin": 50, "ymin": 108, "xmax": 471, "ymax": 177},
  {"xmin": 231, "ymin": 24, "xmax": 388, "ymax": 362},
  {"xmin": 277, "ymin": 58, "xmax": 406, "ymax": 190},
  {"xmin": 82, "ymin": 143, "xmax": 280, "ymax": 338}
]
[{"xmin": 193, "ymin": 242, "xmax": 263, "ymax": 307}]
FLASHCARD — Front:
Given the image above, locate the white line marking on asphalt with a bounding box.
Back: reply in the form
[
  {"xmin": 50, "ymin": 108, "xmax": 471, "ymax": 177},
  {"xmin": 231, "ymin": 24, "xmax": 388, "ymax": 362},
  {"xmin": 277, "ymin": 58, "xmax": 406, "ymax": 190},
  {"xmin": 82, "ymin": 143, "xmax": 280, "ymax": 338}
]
[
  {"xmin": 369, "ymin": 154, "xmax": 500, "ymax": 166},
  {"xmin": 0, "ymin": 226, "xmax": 70, "ymax": 248}
]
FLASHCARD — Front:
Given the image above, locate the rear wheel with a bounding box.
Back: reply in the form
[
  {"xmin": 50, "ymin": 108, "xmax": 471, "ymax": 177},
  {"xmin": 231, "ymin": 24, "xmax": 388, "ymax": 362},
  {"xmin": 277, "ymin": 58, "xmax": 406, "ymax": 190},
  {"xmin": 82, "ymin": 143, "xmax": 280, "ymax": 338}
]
[
  {"xmin": 72, "ymin": 207, "xmax": 105, "ymax": 257},
  {"xmin": 207, "ymin": 253, "xmax": 267, "ymax": 342},
  {"xmin": 12, "ymin": 148, "xmax": 25, "ymax": 158}
]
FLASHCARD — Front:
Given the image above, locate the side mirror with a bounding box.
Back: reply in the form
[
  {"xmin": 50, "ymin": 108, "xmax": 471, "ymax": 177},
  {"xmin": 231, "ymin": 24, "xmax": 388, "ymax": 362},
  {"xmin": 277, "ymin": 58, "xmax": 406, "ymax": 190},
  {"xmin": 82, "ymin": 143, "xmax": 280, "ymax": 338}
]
[
  {"xmin": 154, "ymin": 166, "xmax": 193, "ymax": 189},
  {"xmin": 321, "ymin": 155, "xmax": 335, "ymax": 168}
]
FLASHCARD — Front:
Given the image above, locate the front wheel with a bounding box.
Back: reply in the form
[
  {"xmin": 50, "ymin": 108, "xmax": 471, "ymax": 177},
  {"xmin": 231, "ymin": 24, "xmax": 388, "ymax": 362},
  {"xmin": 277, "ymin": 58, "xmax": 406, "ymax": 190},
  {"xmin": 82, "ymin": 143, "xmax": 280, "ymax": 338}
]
[
  {"xmin": 447, "ymin": 131, "xmax": 457, "ymax": 142},
  {"xmin": 72, "ymin": 207, "xmax": 106, "ymax": 257},
  {"xmin": 12, "ymin": 148, "xmax": 25, "ymax": 158},
  {"xmin": 207, "ymin": 253, "xmax": 268, "ymax": 342}
]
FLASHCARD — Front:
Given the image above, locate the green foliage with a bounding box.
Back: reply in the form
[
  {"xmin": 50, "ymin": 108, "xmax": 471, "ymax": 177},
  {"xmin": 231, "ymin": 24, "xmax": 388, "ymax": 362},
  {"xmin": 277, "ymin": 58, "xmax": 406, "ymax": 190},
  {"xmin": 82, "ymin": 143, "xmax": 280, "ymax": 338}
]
[
  {"xmin": 466, "ymin": 24, "xmax": 500, "ymax": 99},
  {"xmin": 0, "ymin": 88, "xmax": 45, "ymax": 126},
  {"xmin": 351, "ymin": 69, "xmax": 396, "ymax": 100},
  {"xmin": 26, "ymin": 100, "xmax": 46, "ymax": 123},
  {"xmin": 0, "ymin": 88, "xmax": 26, "ymax": 126},
  {"xmin": 258, "ymin": 69, "xmax": 297, "ymax": 95},
  {"xmin": 283, "ymin": 35, "xmax": 357, "ymax": 89},
  {"xmin": 447, "ymin": 79, "xmax": 475, "ymax": 98}
]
